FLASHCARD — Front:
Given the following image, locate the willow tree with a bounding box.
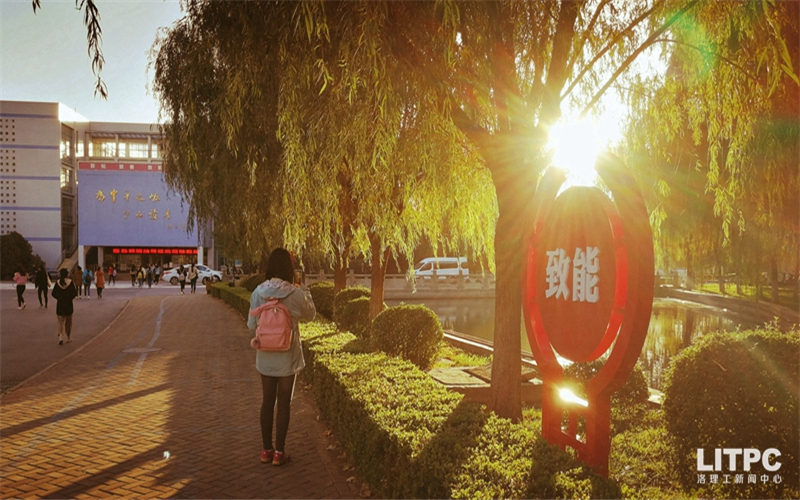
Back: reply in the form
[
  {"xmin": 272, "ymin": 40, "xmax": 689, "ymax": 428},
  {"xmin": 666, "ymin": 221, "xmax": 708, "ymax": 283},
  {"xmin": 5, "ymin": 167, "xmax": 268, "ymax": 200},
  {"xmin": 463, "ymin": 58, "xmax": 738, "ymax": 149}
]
[
  {"xmin": 284, "ymin": 0, "xmax": 714, "ymax": 420},
  {"xmin": 279, "ymin": 1, "xmax": 497, "ymax": 317},
  {"xmin": 151, "ymin": 2, "xmax": 295, "ymax": 264},
  {"xmin": 623, "ymin": 1, "xmax": 799, "ymax": 302}
]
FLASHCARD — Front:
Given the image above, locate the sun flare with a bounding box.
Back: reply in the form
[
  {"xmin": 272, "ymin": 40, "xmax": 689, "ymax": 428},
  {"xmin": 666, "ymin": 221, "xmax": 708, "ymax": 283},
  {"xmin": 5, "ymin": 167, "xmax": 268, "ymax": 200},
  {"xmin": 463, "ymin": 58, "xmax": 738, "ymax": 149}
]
[{"xmin": 547, "ymin": 119, "xmax": 600, "ymax": 187}]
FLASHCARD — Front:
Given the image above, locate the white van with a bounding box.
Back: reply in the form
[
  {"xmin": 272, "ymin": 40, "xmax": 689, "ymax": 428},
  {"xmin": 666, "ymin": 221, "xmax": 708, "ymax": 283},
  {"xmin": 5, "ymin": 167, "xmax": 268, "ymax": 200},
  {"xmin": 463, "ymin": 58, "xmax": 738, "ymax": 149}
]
[{"xmin": 414, "ymin": 257, "xmax": 469, "ymax": 279}]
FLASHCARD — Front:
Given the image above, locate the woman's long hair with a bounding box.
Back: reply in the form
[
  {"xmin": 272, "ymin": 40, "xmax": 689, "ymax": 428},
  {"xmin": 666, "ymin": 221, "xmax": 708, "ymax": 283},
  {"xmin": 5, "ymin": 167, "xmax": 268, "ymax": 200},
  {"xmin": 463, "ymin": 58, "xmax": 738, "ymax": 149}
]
[{"xmin": 265, "ymin": 248, "xmax": 294, "ymax": 283}]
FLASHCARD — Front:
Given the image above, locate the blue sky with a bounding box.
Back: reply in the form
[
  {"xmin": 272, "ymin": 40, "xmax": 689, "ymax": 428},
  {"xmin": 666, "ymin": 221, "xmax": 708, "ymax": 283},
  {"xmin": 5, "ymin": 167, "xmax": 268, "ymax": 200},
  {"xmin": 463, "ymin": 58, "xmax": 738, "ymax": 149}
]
[{"xmin": 1, "ymin": 0, "xmax": 183, "ymax": 123}]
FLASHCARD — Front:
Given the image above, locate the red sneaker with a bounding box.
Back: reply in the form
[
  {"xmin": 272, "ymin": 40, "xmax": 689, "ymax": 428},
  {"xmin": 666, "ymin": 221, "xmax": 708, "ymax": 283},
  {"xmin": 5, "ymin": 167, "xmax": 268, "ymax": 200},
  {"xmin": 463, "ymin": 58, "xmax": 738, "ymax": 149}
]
[
  {"xmin": 272, "ymin": 451, "xmax": 290, "ymax": 466},
  {"xmin": 260, "ymin": 449, "xmax": 274, "ymax": 463}
]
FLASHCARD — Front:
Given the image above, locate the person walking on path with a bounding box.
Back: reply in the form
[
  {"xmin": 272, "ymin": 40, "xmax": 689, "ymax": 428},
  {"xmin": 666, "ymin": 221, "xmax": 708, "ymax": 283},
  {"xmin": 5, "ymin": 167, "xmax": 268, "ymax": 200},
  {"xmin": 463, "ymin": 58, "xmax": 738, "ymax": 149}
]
[
  {"xmin": 154, "ymin": 264, "xmax": 162, "ymax": 285},
  {"xmin": 248, "ymin": 248, "xmax": 316, "ymax": 467},
  {"xmin": 51, "ymin": 268, "xmax": 78, "ymax": 345},
  {"xmin": 13, "ymin": 268, "xmax": 28, "ymax": 310},
  {"xmin": 108, "ymin": 264, "xmax": 116, "ymax": 286},
  {"xmin": 73, "ymin": 265, "xmax": 83, "ymax": 298},
  {"xmin": 188, "ymin": 264, "xmax": 199, "ymax": 294},
  {"xmin": 83, "ymin": 268, "xmax": 93, "ymax": 299},
  {"xmin": 34, "ymin": 265, "xmax": 49, "ymax": 308},
  {"xmin": 146, "ymin": 265, "xmax": 154, "ymax": 288},
  {"xmin": 95, "ymin": 267, "xmax": 105, "ymax": 298},
  {"xmin": 137, "ymin": 266, "xmax": 145, "ymax": 288},
  {"xmin": 178, "ymin": 265, "xmax": 187, "ymax": 294},
  {"xmin": 131, "ymin": 266, "xmax": 137, "ymax": 287}
]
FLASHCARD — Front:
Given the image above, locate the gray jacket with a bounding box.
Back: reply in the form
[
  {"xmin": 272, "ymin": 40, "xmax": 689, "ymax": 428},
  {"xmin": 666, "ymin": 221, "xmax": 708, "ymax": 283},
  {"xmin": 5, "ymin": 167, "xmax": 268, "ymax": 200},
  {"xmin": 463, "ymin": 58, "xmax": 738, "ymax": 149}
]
[{"xmin": 248, "ymin": 278, "xmax": 316, "ymax": 377}]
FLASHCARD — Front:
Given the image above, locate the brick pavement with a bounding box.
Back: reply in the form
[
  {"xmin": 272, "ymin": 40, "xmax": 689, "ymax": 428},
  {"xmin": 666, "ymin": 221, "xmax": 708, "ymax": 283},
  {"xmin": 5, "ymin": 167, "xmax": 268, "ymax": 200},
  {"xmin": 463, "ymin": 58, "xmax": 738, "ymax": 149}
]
[{"xmin": 0, "ymin": 294, "xmax": 361, "ymax": 499}]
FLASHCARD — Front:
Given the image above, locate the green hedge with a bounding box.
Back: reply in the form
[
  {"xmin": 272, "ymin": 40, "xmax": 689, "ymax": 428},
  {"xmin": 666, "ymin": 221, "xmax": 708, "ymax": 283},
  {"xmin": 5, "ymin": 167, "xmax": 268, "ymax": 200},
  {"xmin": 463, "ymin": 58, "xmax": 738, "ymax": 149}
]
[
  {"xmin": 372, "ymin": 304, "xmax": 443, "ymax": 369},
  {"xmin": 210, "ymin": 282, "xmax": 252, "ymax": 320},
  {"xmin": 211, "ymin": 286, "xmax": 620, "ymax": 499},
  {"xmin": 302, "ymin": 322, "xmax": 618, "ymax": 499},
  {"xmin": 308, "ymin": 281, "xmax": 334, "ymax": 319},
  {"xmin": 242, "ymin": 273, "xmax": 266, "ymax": 292},
  {"xmin": 339, "ymin": 296, "xmax": 371, "ymax": 339},
  {"xmin": 563, "ymin": 360, "xmax": 650, "ymax": 436},
  {"xmin": 333, "ymin": 286, "xmax": 370, "ymax": 326},
  {"xmin": 662, "ymin": 326, "xmax": 800, "ymax": 499}
]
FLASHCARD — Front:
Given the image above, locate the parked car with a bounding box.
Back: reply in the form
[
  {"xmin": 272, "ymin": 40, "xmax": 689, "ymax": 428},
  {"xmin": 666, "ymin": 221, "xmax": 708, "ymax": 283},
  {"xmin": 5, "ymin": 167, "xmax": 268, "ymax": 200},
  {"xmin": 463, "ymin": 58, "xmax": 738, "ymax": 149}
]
[
  {"xmin": 162, "ymin": 264, "xmax": 222, "ymax": 285},
  {"xmin": 414, "ymin": 257, "xmax": 469, "ymax": 279}
]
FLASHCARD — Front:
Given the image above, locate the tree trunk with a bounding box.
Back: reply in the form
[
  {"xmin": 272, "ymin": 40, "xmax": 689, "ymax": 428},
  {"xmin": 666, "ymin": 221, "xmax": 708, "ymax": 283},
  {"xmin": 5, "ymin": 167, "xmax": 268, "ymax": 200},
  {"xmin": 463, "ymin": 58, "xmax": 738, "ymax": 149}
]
[
  {"xmin": 770, "ymin": 257, "xmax": 780, "ymax": 304},
  {"xmin": 368, "ymin": 233, "xmax": 389, "ymax": 320},
  {"xmin": 486, "ymin": 147, "xmax": 537, "ymax": 422},
  {"xmin": 333, "ymin": 249, "xmax": 348, "ymax": 294},
  {"xmin": 718, "ymin": 265, "xmax": 725, "ymax": 295},
  {"xmin": 489, "ymin": 204, "xmax": 524, "ymax": 422}
]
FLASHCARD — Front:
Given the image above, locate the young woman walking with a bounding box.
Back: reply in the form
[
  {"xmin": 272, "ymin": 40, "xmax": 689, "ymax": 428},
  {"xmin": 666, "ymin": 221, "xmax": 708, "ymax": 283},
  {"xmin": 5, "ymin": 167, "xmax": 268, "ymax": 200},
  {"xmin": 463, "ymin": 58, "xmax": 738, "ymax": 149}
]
[
  {"xmin": 188, "ymin": 264, "xmax": 198, "ymax": 293},
  {"xmin": 248, "ymin": 248, "xmax": 315, "ymax": 466},
  {"xmin": 13, "ymin": 268, "xmax": 27, "ymax": 309},
  {"xmin": 34, "ymin": 265, "xmax": 49, "ymax": 308},
  {"xmin": 52, "ymin": 268, "xmax": 78, "ymax": 345}
]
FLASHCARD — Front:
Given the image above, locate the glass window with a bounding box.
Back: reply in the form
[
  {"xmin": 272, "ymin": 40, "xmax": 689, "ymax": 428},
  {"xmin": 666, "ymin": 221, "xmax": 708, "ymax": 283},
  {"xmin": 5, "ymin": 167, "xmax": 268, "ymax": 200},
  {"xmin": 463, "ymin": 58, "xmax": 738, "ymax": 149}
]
[
  {"xmin": 123, "ymin": 142, "xmax": 148, "ymax": 158},
  {"xmin": 61, "ymin": 196, "xmax": 74, "ymax": 223},
  {"xmin": 92, "ymin": 140, "xmax": 117, "ymax": 158},
  {"xmin": 60, "ymin": 168, "xmax": 72, "ymax": 191},
  {"xmin": 76, "ymin": 141, "xmax": 84, "ymax": 157},
  {"xmin": 151, "ymin": 142, "xmax": 161, "ymax": 158},
  {"xmin": 60, "ymin": 125, "xmax": 73, "ymax": 161}
]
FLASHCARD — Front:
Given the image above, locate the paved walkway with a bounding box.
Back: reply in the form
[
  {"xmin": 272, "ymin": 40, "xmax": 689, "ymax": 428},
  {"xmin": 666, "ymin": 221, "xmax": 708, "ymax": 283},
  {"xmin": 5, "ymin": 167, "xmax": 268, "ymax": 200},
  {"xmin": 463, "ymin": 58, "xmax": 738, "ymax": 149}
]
[{"xmin": 0, "ymin": 293, "xmax": 360, "ymax": 499}]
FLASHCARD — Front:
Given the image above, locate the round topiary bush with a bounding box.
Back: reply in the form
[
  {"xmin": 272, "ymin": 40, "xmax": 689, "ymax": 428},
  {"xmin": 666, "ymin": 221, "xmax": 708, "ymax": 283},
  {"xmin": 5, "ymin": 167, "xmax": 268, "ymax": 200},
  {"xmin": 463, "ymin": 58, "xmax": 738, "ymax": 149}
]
[
  {"xmin": 309, "ymin": 281, "xmax": 335, "ymax": 320},
  {"xmin": 372, "ymin": 304, "xmax": 443, "ymax": 369},
  {"xmin": 339, "ymin": 296, "xmax": 372, "ymax": 339},
  {"xmin": 662, "ymin": 327, "xmax": 799, "ymax": 499},
  {"xmin": 333, "ymin": 286, "xmax": 371, "ymax": 325},
  {"xmin": 242, "ymin": 273, "xmax": 266, "ymax": 292}
]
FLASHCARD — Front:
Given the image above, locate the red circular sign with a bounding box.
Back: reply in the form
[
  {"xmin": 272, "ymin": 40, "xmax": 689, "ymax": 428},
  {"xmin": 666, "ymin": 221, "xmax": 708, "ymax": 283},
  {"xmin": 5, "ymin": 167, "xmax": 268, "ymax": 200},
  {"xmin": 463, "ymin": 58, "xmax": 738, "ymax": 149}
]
[{"xmin": 529, "ymin": 186, "xmax": 626, "ymax": 362}]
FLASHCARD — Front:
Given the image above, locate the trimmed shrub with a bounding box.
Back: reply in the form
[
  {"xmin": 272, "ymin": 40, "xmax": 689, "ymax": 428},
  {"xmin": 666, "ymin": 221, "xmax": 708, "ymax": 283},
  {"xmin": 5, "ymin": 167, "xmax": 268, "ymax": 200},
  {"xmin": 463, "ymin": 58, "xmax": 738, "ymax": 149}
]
[
  {"xmin": 339, "ymin": 296, "xmax": 371, "ymax": 339},
  {"xmin": 563, "ymin": 359, "xmax": 650, "ymax": 435},
  {"xmin": 241, "ymin": 273, "xmax": 266, "ymax": 292},
  {"xmin": 209, "ymin": 282, "xmax": 252, "ymax": 320},
  {"xmin": 300, "ymin": 322, "xmax": 620, "ymax": 499},
  {"xmin": 526, "ymin": 438, "xmax": 622, "ymax": 499},
  {"xmin": 308, "ymin": 281, "xmax": 334, "ymax": 319},
  {"xmin": 333, "ymin": 286, "xmax": 370, "ymax": 325},
  {"xmin": 372, "ymin": 304, "xmax": 443, "ymax": 369},
  {"xmin": 208, "ymin": 289, "xmax": 622, "ymax": 499},
  {"xmin": 610, "ymin": 413, "xmax": 686, "ymax": 500},
  {"xmin": 662, "ymin": 326, "xmax": 800, "ymax": 499}
]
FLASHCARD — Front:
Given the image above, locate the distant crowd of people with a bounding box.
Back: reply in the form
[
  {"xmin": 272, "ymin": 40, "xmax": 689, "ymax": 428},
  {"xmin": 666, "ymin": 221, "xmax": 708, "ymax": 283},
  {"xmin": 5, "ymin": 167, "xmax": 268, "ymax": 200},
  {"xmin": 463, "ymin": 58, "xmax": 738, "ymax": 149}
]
[{"xmin": 11, "ymin": 261, "xmax": 201, "ymax": 345}]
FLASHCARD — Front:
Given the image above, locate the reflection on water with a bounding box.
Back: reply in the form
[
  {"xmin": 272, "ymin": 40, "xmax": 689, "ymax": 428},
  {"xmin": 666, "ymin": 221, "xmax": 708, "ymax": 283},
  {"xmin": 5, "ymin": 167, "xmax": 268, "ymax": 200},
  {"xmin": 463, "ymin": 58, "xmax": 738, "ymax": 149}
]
[{"xmin": 387, "ymin": 297, "xmax": 744, "ymax": 390}]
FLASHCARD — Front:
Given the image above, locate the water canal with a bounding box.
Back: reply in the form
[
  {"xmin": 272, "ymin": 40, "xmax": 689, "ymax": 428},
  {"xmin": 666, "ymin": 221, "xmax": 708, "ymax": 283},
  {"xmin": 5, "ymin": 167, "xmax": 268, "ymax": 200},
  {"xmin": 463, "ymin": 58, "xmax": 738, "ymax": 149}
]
[{"xmin": 385, "ymin": 297, "xmax": 758, "ymax": 390}]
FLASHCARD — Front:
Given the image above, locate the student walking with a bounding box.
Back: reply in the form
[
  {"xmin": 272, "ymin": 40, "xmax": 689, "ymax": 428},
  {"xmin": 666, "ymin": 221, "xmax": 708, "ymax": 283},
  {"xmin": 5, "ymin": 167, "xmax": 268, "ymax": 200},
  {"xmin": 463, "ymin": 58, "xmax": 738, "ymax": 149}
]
[
  {"xmin": 13, "ymin": 269, "xmax": 27, "ymax": 310},
  {"xmin": 178, "ymin": 265, "xmax": 186, "ymax": 294},
  {"xmin": 34, "ymin": 265, "xmax": 49, "ymax": 308},
  {"xmin": 108, "ymin": 264, "xmax": 116, "ymax": 286},
  {"xmin": 52, "ymin": 268, "xmax": 78, "ymax": 345},
  {"xmin": 73, "ymin": 265, "xmax": 83, "ymax": 298},
  {"xmin": 154, "ymin": 265, "xmax": 162, "ymax": 285},
  {"xmin": 131, "ymin": 266, "xmax": 137, "ymax": 287},
  {"xmin": 137, "ymin": 267, "xmax": 145, "ymax": 288},
  {"xmin": 248, "ymin": 248, "xmax": 316, "ymax": 466},
  {"xmin": 146, "ymin": 265, "xmax": 154, "ymax": 288},
  {"xmin": 83, "ymin": 268, "xmax": 93, "ymax": 299},
  {"xmin": 188, "ymin": 264, "xmax": 199, "ymax": 294},
  {"xmin": 95, "ymin": 267, "xmax": 105, "ymax": 298}
]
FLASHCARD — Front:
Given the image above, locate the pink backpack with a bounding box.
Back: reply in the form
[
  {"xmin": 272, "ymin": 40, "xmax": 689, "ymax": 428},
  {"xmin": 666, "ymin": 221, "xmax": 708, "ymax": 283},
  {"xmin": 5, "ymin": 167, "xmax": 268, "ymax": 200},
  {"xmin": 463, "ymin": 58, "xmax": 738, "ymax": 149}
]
[{"xmin": 249, "ymin": 297, "xmax": 293, "ymax": 351}]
